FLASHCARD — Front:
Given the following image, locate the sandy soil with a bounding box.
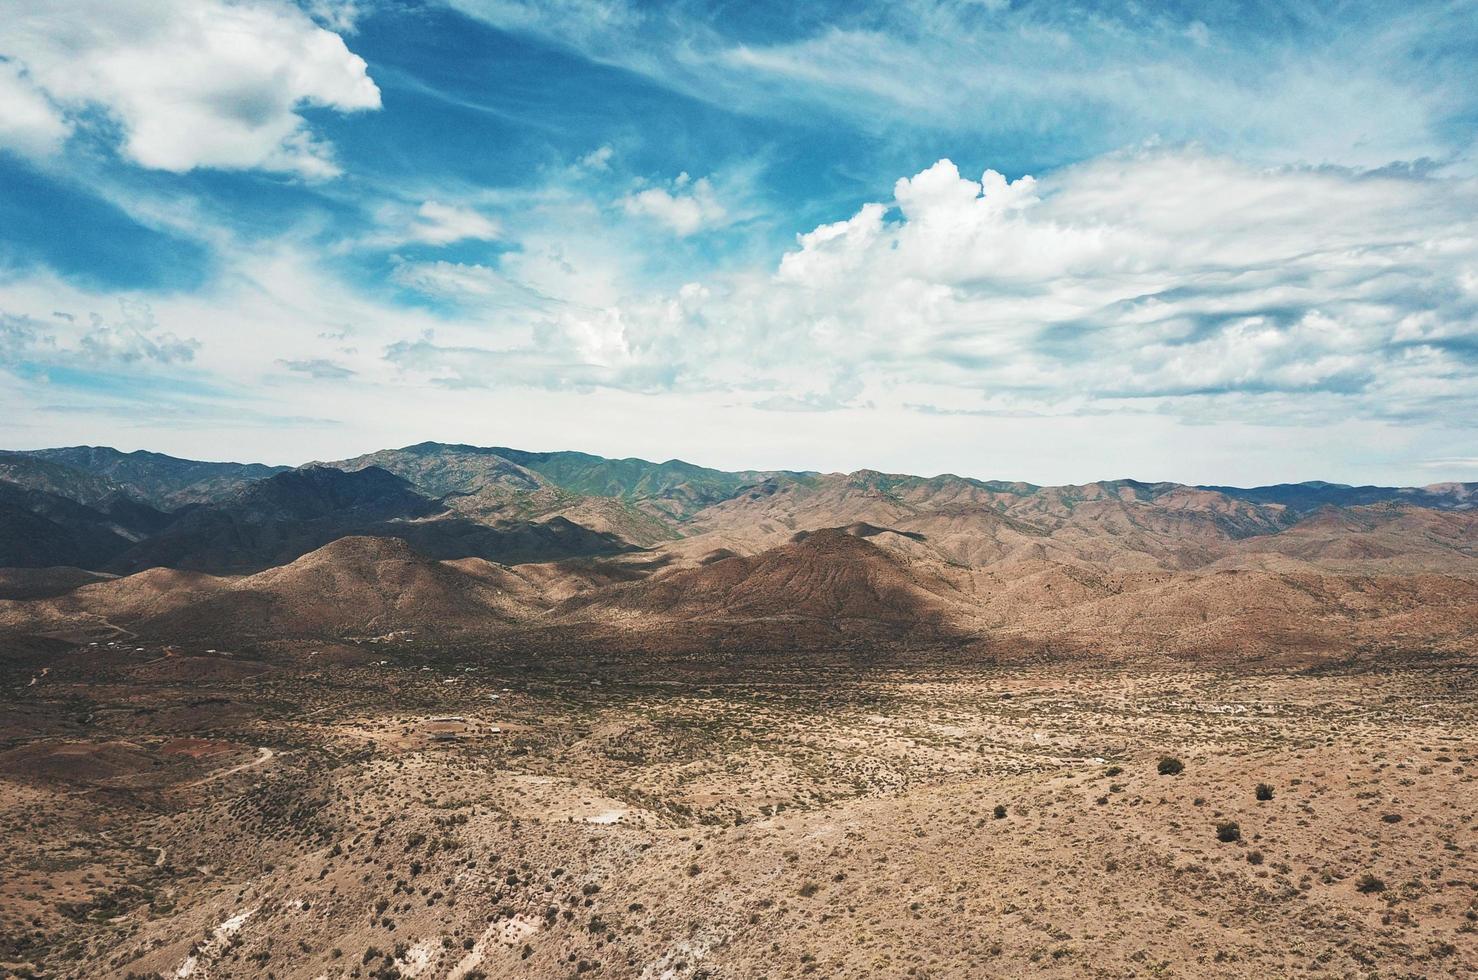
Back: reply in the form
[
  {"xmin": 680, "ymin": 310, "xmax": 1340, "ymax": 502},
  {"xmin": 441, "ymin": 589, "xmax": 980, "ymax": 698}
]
[{"xmin": 0, "ymin": 638, "xmax": 1473, "ymax": 978}]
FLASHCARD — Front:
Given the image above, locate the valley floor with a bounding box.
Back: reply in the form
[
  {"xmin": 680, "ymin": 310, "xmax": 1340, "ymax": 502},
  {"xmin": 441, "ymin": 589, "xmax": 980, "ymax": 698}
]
[{"xmin": 0, "ymin": 641, "xmax": 1474, "ymax": 978}]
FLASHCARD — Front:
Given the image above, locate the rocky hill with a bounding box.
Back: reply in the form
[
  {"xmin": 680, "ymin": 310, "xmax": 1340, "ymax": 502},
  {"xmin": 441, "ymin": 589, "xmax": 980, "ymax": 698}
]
[{"xmin": 1, "ymin": 442, "xmax": 1475, "ymax": 658}]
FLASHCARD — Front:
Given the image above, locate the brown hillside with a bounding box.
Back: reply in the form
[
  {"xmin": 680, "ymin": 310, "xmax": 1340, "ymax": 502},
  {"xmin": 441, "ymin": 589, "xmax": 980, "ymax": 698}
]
[
  {"xmin": 0, "ymin": 536, "xmax": 555, "ymax": 641},
  {"xmin": 563, "ymin": 527, "xmax": 974, "ymax": 636}
]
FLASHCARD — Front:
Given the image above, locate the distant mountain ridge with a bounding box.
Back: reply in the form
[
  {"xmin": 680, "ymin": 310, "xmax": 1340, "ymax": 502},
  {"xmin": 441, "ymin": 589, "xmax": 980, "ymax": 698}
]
[
  {"xmin": 0, "ymin": 441, "xmax": 1474, "ymax": 580},
  {"xmin": 8, "ymin": 446, "xmax": 288, "ymax": 507},
  {"xmin": 1, "ymin": 441, "xmax": 1476, "ymax": 660},
  {"xmin": 323, "ymin": 442, "xmax": 810, "ymax": 523},
  {"xmin": 1204, "ymin": 480, "xmax": 1478, "ymax": 514},
  {"xmin": 8, "ymin": 440, "xmax": 1475, "ymax": 515}
]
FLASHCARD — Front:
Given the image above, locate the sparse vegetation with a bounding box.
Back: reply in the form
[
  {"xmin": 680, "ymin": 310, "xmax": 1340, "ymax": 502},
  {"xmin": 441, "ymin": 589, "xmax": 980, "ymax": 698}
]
[
  {"xmin": 1356, "ymin": 873, "xmax": 1387, "ymax": 894},
  {"xmin": 0, "ymin": 622, "xmax": 1468, "ymax": 979}
]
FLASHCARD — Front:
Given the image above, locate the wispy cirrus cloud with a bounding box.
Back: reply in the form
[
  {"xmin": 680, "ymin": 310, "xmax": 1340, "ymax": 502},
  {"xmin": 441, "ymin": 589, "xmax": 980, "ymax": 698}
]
[
  {"xmin": 446, "ymin": 0, "xmax": 1477, "ymax": 168},
  {"xmin": 278, "ymin": 358, "xmax": 356, "ymax": 379}
]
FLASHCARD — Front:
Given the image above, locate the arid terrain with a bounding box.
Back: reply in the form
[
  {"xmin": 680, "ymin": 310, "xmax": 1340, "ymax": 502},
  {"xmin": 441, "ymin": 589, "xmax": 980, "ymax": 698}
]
[
  {"xmin": 0, "ymin": 444, "xmax": 1475, "ymax": 978},
  {"xmin": 8, "ymin": 0, "xmax": 1478, "ymax": 976}
]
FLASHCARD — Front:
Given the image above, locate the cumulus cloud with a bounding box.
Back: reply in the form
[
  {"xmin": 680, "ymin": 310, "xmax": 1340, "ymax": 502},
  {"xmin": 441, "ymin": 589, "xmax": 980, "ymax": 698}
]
[
  {"xmin": 303, "ymin": 0, "xmax": 366, "ymax": 33},
  {"xmin": 475, "ymin": 149, "xmax": 1478, "ymax": 427},
  {"xmin": 620, "ymin": 172, "xmax": 726, "ymax": 236},
  {"xmin": 0, "ymin": 0, "xmax": 380, "ymax": 176},
  {"xmin": 76, "ymin": 305, "xmax": 200, "ymax": 364},
  {"xmin": 4, "ymin": 140, "xmax": 1474, "ymax": 475},
  {"xmin": 0, "ymin": 304, "xmax": 199, "ymax": 367}
]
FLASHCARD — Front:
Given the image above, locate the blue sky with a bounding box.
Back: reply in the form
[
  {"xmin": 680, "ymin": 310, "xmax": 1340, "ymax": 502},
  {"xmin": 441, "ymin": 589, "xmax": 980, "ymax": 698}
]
[{"xmin": 1, "ymin": 0, "xmax": 1476, "ymax": 485}]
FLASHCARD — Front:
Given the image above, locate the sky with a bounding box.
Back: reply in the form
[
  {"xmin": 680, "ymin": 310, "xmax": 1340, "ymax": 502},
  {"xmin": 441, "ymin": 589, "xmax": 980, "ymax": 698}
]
[{"xmin": 1, "ymin": 0, "xmax": 1476, "ymax": 486}]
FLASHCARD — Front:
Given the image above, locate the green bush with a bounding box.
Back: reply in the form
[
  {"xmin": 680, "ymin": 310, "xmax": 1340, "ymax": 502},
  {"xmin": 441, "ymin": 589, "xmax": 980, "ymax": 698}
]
[
  {"xmin": 1255, "ymin": 783, "xmax": 1274, "ymax": 801},
  {"xmin": 1157, "ymin": 756, "xmax": 1184, "ymax": 776},
  {"xmin": 1215, "ymin": 821, "xmax": 1241, "ymax": 843}
]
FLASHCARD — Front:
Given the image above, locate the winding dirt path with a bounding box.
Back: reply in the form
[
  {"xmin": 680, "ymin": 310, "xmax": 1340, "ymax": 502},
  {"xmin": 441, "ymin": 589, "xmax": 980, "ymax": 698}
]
[{"xmin": 185, "ymin": 747, "xmax": 276, "ymax": 788}]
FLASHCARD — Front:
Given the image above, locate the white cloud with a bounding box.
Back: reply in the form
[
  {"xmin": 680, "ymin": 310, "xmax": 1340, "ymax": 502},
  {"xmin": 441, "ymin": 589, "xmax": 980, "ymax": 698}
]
[
  {"xmin": 448, "ymin": 0, "xmax": 1470, "ymax": 168},
  {"xmin": 3, "ymin": 146, "xmax": 1476, "ymax": 485},
  {"xmin": 579, "ymin": 144, "xmax": 615, "ymax": 171},
  {"xmin": 10, "ymin": 147, "xmax": 1470, "ymax": 438},
  {"xmin": 389, "ymin": 259, "xmax": 554, "ymax": 312},
  {"xmin": 304, "ymin": 0, "xmax": 366, "ymax": 33},
  {"xmin": 278, "ymin": 357, "xmax": 355, "ymax": 379},
  {"xmin": 410, "ymin": 201, "xmax": 501, "ymax": 245},
  {"xmin": 509, "ymin": 149, "xmax": 1478, "ymax": 429},
  {"xmin": 0, "ymin": 0, "xmax": 380, "ymax": 176},
  {"xmin": 78, "ymin": 313, "xmax": 199, "ymax": 365},
  {"xmin": 620, "ymin": 172, "xmax": 726, "ymax": 236},
  {"xmin": 0, "ymin": 302, "xmax": 199, "ymax": 368},
  {"xmin": 0, "ymin": 58, "xmax": 70, "ymax": 158}
]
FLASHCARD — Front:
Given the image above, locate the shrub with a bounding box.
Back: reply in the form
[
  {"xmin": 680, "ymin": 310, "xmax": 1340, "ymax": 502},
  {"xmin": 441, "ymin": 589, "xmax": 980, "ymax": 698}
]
[
  {"xmin": 1157, "ymin": 756, "xmax": 1184, "ymax": 776},
  {"xmin": 1104, "ymin": 765, "xmax": 1123, "ymax": 777},
  {"xmin": 1255, "ymin": 783, "xmax": 1274, "ymax": 801},
  {"xmin": 1356, "ymin": 873, "xmax": 1386, "ymax": 894},
  {"xmin": 993, "ymin": 805, "xmax": 1007, "ymax": 819},
  {"xmin": 1215, "ymin": 821, "xmax": 1241, "ymax": 843},
  {"xmin": 1247, "ymin": 850, "xmax": 1264, "ymax": 865}
]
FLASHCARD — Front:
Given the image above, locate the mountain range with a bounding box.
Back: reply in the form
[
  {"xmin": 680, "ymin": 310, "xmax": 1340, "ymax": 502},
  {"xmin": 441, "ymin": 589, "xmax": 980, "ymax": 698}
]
[{"xmin": 1, "ymin": 443, "xmax": 1475, "ymax": 661}]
